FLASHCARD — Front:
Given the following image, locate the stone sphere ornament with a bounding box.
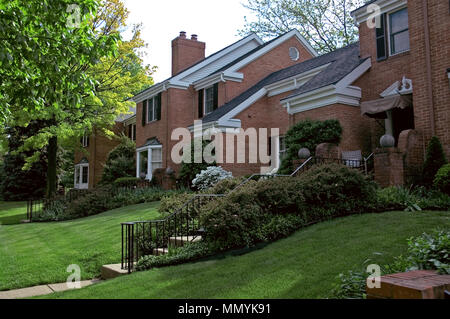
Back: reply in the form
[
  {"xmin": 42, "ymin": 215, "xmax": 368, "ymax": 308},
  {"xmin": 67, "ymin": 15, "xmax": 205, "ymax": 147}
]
[
  {"xmin": 380, "ymin": 134, "xmax": 395, "ymax": 148},
  {"xmin": 165, "ymin": 167, "xmax": 175, "ymax": 175},
  {"xmin": 298, "ymin": 147, "xmax": 311, "ymax": 159}
]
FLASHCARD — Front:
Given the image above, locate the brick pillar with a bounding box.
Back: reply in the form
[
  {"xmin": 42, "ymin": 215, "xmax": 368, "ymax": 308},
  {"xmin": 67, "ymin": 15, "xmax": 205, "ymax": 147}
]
[{"xmin": 374, "ymin": 148, "xmax": 405, "ymax": 187}]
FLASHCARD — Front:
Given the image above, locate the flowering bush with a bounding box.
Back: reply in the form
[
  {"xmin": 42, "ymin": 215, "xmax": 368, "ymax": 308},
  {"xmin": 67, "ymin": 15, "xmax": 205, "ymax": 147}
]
[{"xmin": 192, "ymin": 166, "xmax": 233, "ymax": 190}]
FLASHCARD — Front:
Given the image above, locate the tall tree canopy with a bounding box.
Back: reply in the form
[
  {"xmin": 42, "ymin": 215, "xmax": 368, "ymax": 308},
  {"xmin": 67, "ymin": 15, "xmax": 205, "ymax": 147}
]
[
  {"xmin": 239, "ymin": 0, "xmax": 366, "ymax": 54},
  {"xmin": 0, "ymin": 0, "xmax": 154, "ymax": 197}
]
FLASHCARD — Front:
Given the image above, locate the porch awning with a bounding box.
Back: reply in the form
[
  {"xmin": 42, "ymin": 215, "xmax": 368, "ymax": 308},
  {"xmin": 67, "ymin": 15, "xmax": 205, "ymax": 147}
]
[{"xmin": 361, "ymin": 95, "xmax": 412, "ymax": 119}]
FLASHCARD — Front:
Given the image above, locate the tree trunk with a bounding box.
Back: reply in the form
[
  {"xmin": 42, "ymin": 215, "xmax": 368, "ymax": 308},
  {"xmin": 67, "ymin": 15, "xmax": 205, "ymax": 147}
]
[{"xmin": 46, "ymin": 136, "xmax": 58, "ymax": 198}]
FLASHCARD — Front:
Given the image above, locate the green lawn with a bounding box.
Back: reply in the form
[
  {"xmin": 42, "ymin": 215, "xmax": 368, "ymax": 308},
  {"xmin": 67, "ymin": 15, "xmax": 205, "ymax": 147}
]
[
  {"xmin": 0, "ymin": 201, "xmax": 27, "ymax": 225},
  {"xmin": 39, "ymin": 210, "xmax": 449, "ymax": 299},
  {"xmin": 0, "ymin": 202, "xmax": 161, "ymax": 291}
]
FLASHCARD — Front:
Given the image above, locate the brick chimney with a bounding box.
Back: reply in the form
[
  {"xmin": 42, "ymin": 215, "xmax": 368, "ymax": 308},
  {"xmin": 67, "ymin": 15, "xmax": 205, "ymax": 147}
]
[{"xmin": 172, "ymin": 31, "xmax": 205, "ymax": 76}]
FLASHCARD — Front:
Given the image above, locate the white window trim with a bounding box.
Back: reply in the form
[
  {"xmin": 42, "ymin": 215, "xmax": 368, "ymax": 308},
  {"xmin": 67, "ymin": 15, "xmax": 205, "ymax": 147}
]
[
  {"xmin": 387, "ymin": 6, "xmax": 410, "ymax": 57},
  {"xmin": 136, "ymin": 145, "xmax": 163, "ymax": 181},
  {"xmin": 204, "ymin": 86, "xmax": 215, "ymax": 116},
  {"xmin": 278, "ymin": 136, "xmax": 287, "ymax": 168},
  {"xmin": 74, "ymin": 163, "xmax": 89, "ymax": 189},
  {"xmin": 146, "ymin": 97, "xmax": 158, "ymax": 123},
  {"xmin": 129, "ymin": 123, "xmax": 136, "ymax": 141},
  {"xmin": 81, "ymin": 135, "xmax": 89, "ymax": 148}
]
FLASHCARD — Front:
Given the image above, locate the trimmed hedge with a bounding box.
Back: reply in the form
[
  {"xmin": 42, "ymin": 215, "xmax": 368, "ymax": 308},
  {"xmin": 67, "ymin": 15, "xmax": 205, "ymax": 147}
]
[
  {"xmin": 199, "ymin": 164, "xmax": 377, "ymax": 250},
  {"xmin": 434, "ymin": 164, "xmax": 450, "ymax": 195}
]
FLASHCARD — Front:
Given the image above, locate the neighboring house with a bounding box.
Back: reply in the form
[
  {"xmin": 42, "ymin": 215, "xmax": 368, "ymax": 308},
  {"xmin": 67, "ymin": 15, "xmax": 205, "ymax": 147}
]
[
  {"xmin": 78, "ymin": 0, "xmax": 449, "ymax": 186},
  {"xmin": 73, "ymin": 110, "xmax": 136, "ymax": 189}
]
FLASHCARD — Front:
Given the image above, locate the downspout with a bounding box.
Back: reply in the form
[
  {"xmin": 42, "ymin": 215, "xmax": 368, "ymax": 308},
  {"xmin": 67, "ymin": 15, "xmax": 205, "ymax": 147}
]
[{"xmin": 422, "ymin": 0, "xmax": 436, "ymax": 136}]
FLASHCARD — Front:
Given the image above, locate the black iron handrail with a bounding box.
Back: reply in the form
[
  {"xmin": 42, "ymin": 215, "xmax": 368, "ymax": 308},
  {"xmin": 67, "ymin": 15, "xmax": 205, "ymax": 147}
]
[{"xmin": 121, "ymin": 156, "xmax": 374, "ymax": 271}]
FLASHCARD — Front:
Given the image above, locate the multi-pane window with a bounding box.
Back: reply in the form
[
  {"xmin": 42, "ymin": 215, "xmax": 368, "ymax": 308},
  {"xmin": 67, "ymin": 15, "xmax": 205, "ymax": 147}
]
[
  {"xmin": 74, "ymin": 163, "xmax": 89, "ymax": 189},
  {"xmin": 389, "ymin": 8, "xmax": 409, "ymax": 55},
  {"xmin": 151, "ymin": 148, "xmax": 163, "ymax": 170},
  {"xmin": 81, "ymin": 135, "xmax": 89, "ymax": 148},
  {"xmin": 128, "ymin": 123, "xmax": 136, "ymax": 141},
  {"xmin": 204, "ymin": 86, "xmax": 215, "ymax": 115},
  {"xmin": 142, "ymin": 93, "xmax": 161, "ymax": 126}
]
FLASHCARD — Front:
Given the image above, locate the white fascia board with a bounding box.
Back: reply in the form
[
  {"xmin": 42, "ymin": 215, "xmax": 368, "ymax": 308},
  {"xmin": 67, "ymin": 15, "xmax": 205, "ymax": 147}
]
[
  {"xmin": 123, "ymin": 115, "xmax": 136, "ymax": 126},
  {"xmin": 171, "ymin": 33, "xmax": 264, "ymax": 83},
  {"xmin": 336, "ymin": 58, "xmax": 372, "ymax": 90},
  {"xmin": 266, "ymin": 63, "xmax": 332, "ymax": 97},
  {"xmin": 351, "ymin": 0, "xmax": 407, "ymax": 25},
  {"xmin": 222, "ymin": 30, "xmax": 318, "ymax": 75},
  {"xmin": 187, "ymin": 119, "xmax": 242, "ymax": 133},
  {"xmin": 132, "ymin": 81, "xmax": 169, "ymax": 103},
  {"xmin": 194, "ymin": 72, "xmax": 245, "ymax": 90}
]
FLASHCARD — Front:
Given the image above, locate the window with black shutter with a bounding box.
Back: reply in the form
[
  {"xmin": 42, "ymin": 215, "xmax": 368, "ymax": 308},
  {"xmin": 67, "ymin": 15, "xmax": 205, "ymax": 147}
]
[
  {"xmin": 132, "ymin": 124, "xmax": 136, "ymax": 141},
  {"xmin": 198, "ymin": 89, "xmax": 204, "ymax": 118},
  {"xmin": 203, "ymin": 84, "xmax": 219, "ymax": 115},
  {"xmin": 155, "ymin": 92, "xmax": 162, "ymax": 121},
  {"xmin": 142, "ymin": 99, "xmax": 147, "ymax": 126},
  {"xmin": 376, "ymin": 13, "xmax": 387, "ymax": 61},
  {"xmin": 213, "ymin": 83, "xmax": 218, "ymax": 111}
]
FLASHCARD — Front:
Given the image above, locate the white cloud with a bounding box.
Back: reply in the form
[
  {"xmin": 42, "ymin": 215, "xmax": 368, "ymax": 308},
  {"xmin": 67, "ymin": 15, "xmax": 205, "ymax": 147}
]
[{"xmin": 123, "ymin": 0, "xmax": 251, "ymax": 83}]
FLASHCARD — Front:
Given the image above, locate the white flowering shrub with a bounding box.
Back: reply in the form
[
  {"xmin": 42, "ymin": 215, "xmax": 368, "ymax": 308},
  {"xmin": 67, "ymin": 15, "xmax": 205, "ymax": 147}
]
[{"xmin": 192, "ymin": 166, "xmax": 233, "ymax": 190}]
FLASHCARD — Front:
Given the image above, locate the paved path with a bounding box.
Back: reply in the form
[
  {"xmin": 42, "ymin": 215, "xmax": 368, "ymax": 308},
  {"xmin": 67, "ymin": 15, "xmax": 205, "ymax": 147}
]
[{"xmin": 0, "ymin": 279, "xmax": 101, "ymax": 299}]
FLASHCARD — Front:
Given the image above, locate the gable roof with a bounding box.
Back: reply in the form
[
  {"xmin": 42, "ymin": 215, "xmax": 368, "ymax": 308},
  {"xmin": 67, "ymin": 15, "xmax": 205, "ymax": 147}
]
[{"xmin": 201, "ymin": 42, "xmax": 366, "ymax": 124}]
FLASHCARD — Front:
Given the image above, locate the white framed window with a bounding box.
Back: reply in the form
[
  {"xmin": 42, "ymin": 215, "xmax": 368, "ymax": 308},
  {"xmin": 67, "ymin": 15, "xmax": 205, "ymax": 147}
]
[
  {"xmin": 145, "ymin": 94, "xmax": 161, "ymax": 123},
  {"xmin": 128, "ymin": 123, "xmax": 136, "ymax": 141},
  {"xmin": 204, "ymin": 86, "xmax": 215, "ymax": 115},
  {"xmin": 136, "ymin": 145, "xmax": 163, "ymax": 180},
  {"xmin": 388, "ymin": 8, "xmax": 409, "ymax": 56},
  {"xmin": 81, "ymin": 135, "xmax": 89, "ymax": 148},
  {"xmin": 74, "ymin": 163, "xmax": 89, "ymax": 189}
]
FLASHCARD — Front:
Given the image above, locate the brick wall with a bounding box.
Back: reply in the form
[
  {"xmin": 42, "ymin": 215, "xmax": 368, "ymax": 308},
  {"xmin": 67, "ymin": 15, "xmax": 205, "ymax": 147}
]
[{"xmin": 291, "ymin": 104, "xmax": 373, "ymax": 154}]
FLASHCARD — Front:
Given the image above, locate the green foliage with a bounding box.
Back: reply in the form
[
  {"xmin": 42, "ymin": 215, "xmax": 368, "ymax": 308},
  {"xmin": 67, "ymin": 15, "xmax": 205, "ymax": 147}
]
[
  {"xmin": 158, "ymin": 192, "xmax": 194, "ymax": 214},
  {"xmin": 434, "ymin": 164, "xmax": 450, "ymax": 195},
  {"xmin": 34, "ymin": 186, "xmax": 185, "ymax": 222},
  {"xmin": 332, "ymin": 230, "xmax": 450, "ymax": 298},
  {"xmin": 204, "ymin": 176, "xmax": 246, "ymax": 195},
  {"xmin": 178, "ymin": 138, "xmax": 216, "ymax": 188},
  {"xmin": 239, "ymin": 0, "xmax": 365, "ymax": 54},
  {"xmin": 422, "ymin": 136, "xmax": 447, "ymax": 187},
  {"xmin": 0, "ymin": 124, "xmax": 47, "ymax": 200},
  {"xmin": 406, "ymin": 230, "xmax": 450, "ymax": 274},
  {"xmin": 278, "ymin": 119, "xmax": 342, "ymax": 174},
  {"xmin": 100, "ymin": 136, "xmax": 136, "ymax": 184},
  {"xmin": 113, "ymin": 177, "xmax": 141, "ymax": 188},
  {"xmin": 192, "ymin": 166, "xmax": 233, "ymax": 190},
  {"xmin": 376, "ymin": 186, "xmax": 450, "ymax": 212},
  {"xmin": 136, "ymin": 241, "xmax": 215, "ymax": 271},
  {"xmin": 200, "ymin": 164, "xmax": 376, "ymax": 250}
]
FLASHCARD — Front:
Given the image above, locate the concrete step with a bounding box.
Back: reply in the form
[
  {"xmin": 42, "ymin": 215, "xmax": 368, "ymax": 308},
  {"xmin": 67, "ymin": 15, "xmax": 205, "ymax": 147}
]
[
  {"xmin": 101, "ymin": 263, "xmax": 133, "ymax": 280},
  {"xmin": 169, "ymin": 235, "xmax": 202, "ymax": 247}
]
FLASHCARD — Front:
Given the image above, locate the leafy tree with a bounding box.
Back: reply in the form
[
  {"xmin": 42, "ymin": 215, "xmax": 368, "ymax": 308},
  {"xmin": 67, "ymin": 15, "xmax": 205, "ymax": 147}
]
[
  {"xmin": 0, "ymin": 0, "xmax": 153, "ymax": 198},
  {"xmin": 278, "ymin": 119, "xmax": 342, "ymax": 174},
  {"xmin": 100, "ymin": 135, "xmax": 136, "ymax": 184},
  {"xmin": 239, "ymin": 0, "xmax": 366, "ymax": 54},
  {"xmin": 422, "ymin": 136, "xmax": 447, "ymax": 187},
  {"xmin": 178, "ymin": 139, "xmax": 217, "ymax": 188},
  {"xmin": 0, "ymin": 123, "xmax": 48, "ymax": 201}
]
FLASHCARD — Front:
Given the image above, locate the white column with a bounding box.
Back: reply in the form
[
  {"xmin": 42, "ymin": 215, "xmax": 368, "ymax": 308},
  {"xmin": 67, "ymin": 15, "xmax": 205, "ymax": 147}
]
[
  {"xmin": 385, "ymin": 110, "xmax": 394, "ymax": 135},
  {"xmin": 136, "ymin": 151, "xmax": 140, "ymax": 178},
  {"xmin": 274, "ymin": 136, "xmax": 280, "ymax": 170},
  {"xmin": 147, "ymin": 148, "xmax": 152, "ymax": 180}
]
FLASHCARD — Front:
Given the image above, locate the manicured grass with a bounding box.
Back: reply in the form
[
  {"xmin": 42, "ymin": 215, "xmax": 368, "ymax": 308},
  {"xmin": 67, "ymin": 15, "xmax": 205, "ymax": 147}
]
[
  {"xmin": 0, "ymin": 201, "xmax": 27, "ymax": 225},
  {"xmin": 41, "ymin": 210, "xmax": 449, "ymax": 299},
  {"xmin": 0, "ymin": 202, "xmax": 161, "ymax": 291}
]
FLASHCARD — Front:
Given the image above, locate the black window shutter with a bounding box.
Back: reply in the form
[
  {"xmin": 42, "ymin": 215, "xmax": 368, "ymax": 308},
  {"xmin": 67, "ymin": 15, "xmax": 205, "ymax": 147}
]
[
  {"xmin": 86, "ymin": 136, "xmax": 89, "ymax": 148},
  {"xmin": 133, "ymin": 124, "xmax": 136, "ymax": 141},
  {"xmin": 213, "ymin": 83, "xmax": 219, "ymax": 111},
  {"xmin": 156, "ymin": 93, "xmax": 162, "ymax": 121},
  {"xmin": 376, "ymin": 14, "xmax": 387, "ymax": 61},
  {"xmin": 198, "ymin": 90, "xmax": 204, "ymax": 118},
  {"xmin": 268, "ymin": 136, "xmax": 272, "ymax": 166},
  {"xmin": 142, "ymin": 100, "xmax": 147, "ymax": 126}
]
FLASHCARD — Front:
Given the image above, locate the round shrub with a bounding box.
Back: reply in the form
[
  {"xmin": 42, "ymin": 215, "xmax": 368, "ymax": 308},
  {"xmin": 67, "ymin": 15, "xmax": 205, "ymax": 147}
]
[
  {"xmin": 192, "ymin": 166, "xmax": 232, "ymax": 191},
  {"xmin": 422, "ymin": 136, "xmax": 447, "ymax": 187},
  {"xmin": 100, "ymin": 136, "xmax": 136, "ymax": 184},
  {"xmin": 434, "ymin": 164, "xmax": 450, "ymax": 195}
]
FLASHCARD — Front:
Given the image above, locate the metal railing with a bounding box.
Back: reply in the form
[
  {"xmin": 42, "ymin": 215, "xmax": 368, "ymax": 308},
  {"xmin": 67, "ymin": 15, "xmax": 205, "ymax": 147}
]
[
  {"xmin": 121, "ymin": 155, "xmax": 374, "ymax": 272},
  {"xmin": 121, "ymin": 194, "xmax": 223, "ymax": 271}
]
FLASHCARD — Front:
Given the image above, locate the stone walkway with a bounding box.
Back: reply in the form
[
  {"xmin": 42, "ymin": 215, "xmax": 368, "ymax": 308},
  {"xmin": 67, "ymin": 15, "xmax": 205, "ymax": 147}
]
[{"xmin": 0, "ymin": 279, "xmax": 101, "ymax": 299}]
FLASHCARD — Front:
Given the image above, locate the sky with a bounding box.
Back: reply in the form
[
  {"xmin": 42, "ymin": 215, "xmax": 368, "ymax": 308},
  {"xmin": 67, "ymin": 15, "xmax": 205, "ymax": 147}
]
[{"xmin": 123, "ymin": 0, "xmax": 253, "ymax": 83}]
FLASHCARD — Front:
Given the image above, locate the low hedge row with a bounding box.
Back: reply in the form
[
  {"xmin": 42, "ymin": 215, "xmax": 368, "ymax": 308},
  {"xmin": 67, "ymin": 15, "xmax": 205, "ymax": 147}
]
[
  {"xmin": 199, "ymin": 164, "xmax": 378, "ymax": 250},
  {"xmin": 33, "ymin": 186, "xmax": 187, "ymax": 222}
]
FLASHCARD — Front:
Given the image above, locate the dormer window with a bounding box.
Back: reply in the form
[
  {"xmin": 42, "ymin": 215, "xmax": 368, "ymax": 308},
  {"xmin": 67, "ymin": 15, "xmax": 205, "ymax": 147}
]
[{"xmin": 198, "ymin": 83, "xmax": 218, "ymax": 118}]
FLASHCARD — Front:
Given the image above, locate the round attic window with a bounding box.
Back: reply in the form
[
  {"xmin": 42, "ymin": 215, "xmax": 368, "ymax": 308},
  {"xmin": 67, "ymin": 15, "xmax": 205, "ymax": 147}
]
[{"xmin": 289, "ymin": 47, "xmax": 300, "ymax": 61}]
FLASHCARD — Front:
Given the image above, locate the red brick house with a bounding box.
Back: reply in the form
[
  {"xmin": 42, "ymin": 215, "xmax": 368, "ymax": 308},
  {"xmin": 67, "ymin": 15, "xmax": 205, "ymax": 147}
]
[{"xmin": 76, "ymin": 0, "xmax": 449, "ymax": 187}]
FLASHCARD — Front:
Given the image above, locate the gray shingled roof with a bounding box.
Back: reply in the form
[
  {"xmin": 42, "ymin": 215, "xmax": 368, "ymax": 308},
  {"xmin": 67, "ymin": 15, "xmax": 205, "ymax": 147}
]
[{"xmin": 202, "ymin": 42, "xmax": 367, "ymax": 124}]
